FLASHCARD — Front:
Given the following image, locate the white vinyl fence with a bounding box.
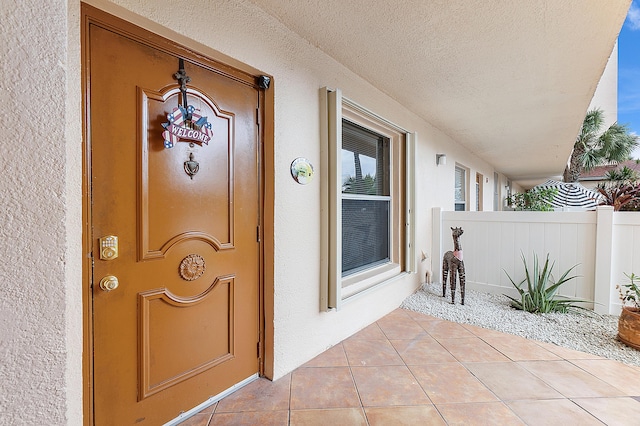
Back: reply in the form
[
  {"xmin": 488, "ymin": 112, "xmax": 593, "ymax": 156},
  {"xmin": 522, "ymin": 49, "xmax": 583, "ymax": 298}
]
[{"xmin": 431, "ymin": 206, "xmax": 640, "ymax": 315}]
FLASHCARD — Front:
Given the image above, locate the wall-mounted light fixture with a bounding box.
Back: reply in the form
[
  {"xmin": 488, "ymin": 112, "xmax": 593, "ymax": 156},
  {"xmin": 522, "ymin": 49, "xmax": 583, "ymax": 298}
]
[{"xmin": 436, "ymin": 154, "xmax": 447, "ymax": 166}]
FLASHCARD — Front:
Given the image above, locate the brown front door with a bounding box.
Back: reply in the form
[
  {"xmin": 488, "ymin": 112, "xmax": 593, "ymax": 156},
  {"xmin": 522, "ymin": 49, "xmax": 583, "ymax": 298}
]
[{"xmin": 84, "ymin": 7, "xmax": 263, "ymax": 425}]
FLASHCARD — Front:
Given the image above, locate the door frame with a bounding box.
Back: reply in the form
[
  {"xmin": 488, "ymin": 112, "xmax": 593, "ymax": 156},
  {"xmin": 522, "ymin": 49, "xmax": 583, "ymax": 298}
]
[{"xmin": 81, "ymin": 4, "xmax": 274, "ymax": 424}]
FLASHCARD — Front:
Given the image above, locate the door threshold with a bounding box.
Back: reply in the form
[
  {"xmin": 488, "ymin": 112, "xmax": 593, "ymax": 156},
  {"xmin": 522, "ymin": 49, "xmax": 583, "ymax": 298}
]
[{"xmin": 164, "ymin": 373, "xmax": 260, "ymax": 426}]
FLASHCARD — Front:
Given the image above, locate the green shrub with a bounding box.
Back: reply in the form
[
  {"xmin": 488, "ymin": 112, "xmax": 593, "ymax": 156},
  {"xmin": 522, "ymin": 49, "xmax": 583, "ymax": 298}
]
[
  {"xmin": 507, "ymin": 187, "xmax": 558, "ymax": 211},
  {"xmin": 617, "ymin": 272, "xmax": 640, "ymax": 308},
  {"xmin": 504, "ymin": 253, "xmax": 587, "ymax": 313}
]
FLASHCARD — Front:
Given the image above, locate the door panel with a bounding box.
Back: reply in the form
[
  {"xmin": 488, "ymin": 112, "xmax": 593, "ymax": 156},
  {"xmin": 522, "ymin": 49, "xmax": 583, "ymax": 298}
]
[
  {"xmin": 87, "ymin": 15, "xmax": 261, "ymax": 425},
  {"xmin": 140, "ymin": 85, "xmax": 236, "ymax": 258},
  {"xmin": 138, "ymin": 279, "xmax": 234, "ymax": 399}
]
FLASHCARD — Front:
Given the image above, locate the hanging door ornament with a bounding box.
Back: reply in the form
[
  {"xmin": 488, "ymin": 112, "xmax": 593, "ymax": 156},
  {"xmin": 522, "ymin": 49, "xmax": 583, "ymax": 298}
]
[
  {"xmin": 161, "ymin": 59, "xmax": 215, "ymax": 179},
  {"xmin": 184, "ymin": 152, "xmax": 199, "ymax": 180}
]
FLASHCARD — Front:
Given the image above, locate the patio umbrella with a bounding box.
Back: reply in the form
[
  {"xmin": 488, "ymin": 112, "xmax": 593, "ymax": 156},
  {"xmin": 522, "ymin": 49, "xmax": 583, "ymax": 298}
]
[{"xmin": 533, "ymin": 180, "xmax": 604, "ymax": 210}]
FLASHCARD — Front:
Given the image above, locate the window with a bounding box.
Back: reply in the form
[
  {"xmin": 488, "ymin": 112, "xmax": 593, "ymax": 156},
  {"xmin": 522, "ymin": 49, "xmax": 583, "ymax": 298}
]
[
  {"xmin": 321, "ymin": 88, "xmax": 415, "ymax": 310},
  {"xmin": 342, "ymin": 121, "xmax": 391, "ymax": 275},
  {"xmin": 455, "ymin": 165, "xmax": 467, "ymax": 211},
  {"xmin": 493, "ymin": 172, "xmax": 499, "ymax": 211},
  {"xmin": 476, "ymin": 172, "xmax": 483, "ymax": 211},
  {"xmin": 505, "ymin": 180, "xmax": 512, "ymax": 208}
]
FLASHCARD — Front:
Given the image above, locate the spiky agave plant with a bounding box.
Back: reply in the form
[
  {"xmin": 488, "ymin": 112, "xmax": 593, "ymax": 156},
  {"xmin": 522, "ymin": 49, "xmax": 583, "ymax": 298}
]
[{"xmin": 504, "ymin": 253, "xmax": 587, "ymax": 313}]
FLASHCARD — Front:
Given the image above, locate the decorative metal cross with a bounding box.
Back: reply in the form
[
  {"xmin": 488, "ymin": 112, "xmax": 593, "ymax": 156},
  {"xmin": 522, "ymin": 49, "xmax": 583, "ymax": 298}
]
[{"xmin": 174, "ymin": 58, "xmax": 192, "ymax": 120}]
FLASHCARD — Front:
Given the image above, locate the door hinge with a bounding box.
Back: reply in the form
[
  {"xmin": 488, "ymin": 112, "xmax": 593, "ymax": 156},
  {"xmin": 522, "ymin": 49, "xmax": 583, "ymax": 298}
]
[
  {"xmin": 256, "ymin": 107, "xmax": 260, "ymax": 125},
  {"xmin": 257, "ymin": 225, "xmax": 261, "ymax": 243},
  {"xmin": 257, "ymin": 341, "xmax": 262, "ymax": 359}
]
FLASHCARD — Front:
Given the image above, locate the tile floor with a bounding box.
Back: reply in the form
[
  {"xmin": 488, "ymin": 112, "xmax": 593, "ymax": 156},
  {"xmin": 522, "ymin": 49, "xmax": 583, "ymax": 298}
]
[{"xmin": 179, "ymin": 308, "xmax": 640, "ymax": 425}]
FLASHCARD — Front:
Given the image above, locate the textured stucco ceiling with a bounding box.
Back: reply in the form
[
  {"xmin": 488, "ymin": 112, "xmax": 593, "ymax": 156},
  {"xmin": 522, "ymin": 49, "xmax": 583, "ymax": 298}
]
[{"xmin": 248, "ymin": 0, "xmax": 630, "ymax": 186}]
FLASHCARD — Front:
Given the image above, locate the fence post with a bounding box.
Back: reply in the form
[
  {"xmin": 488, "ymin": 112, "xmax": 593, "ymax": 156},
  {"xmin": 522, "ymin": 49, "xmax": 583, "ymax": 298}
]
[
  {"xmin": 594, "ymin": 206, "xmax": 614, "ymax": 315},
  {"xmin": 432, "ymin": 207, "xmax": 443, "ymax": 284}
]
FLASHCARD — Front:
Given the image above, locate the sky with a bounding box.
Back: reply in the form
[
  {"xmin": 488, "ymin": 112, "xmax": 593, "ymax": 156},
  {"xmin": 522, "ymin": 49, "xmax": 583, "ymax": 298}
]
[{"xmin": 619, "ymin": 0, "xmax": 640, "ymax": 158}]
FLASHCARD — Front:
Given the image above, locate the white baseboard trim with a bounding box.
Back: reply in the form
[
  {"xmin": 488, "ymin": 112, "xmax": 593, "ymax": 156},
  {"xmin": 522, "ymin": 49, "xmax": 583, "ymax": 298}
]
[{"xmin": 164, "ymin": 373, "xmax": 260, "ymax": 426}]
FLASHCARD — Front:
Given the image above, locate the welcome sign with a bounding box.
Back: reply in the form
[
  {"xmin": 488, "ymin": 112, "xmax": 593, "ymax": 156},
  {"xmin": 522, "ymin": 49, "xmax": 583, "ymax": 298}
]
[{"xmin": 161, "ymin": 105, "xmax": 214, "ymax": 149}]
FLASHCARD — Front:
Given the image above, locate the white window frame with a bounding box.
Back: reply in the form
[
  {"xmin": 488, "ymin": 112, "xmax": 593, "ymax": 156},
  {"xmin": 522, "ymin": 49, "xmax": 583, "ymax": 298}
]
[
  {"xmin": 320, "ymin": 87, "xmax": 415, "ymax": 311},
  {"xmin": 493, "ymin": 172, "xmax": 499, "ymax": 211},
  {"xmin": 476, "ymin": 172, "xmax": 483, "ymax": 211},
  {"xmin": 454, "ymin": 164, "xmax": 468, "ymax": 211}
]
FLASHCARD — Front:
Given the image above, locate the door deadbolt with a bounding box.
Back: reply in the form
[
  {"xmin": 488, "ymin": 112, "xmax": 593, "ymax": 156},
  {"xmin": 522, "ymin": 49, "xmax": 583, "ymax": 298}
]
[
  {"xmin": 99, "ymin": 275, "xmax": 119, "ymax": 292},
  {"xmin": 99, "ymin": 236, "xmax": 118, "ymax": 260}
]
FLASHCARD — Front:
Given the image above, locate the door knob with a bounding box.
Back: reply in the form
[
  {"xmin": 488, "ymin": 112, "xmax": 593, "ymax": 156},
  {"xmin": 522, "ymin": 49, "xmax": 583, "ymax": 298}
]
[{"xmin": 99, "ymin": 275, "xmax": 119, "ymax": 292}]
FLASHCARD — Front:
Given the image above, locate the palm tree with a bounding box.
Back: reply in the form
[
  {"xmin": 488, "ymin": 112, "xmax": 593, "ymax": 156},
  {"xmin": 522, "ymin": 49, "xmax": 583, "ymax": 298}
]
[{"xmin": 563, "ymin": 108, "xmax": 639, "ymax": 182}]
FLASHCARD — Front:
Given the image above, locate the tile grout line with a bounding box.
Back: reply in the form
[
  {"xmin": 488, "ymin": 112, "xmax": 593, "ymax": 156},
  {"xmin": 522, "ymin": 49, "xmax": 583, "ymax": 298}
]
[
  {"xmin": 205, "ymin": 408, "xmax": 214, "ymax": 426},
  {"xmin": 400, "ymin": 315, "xmax": 454, "ymax": 425},
  {"xmin": 346, "ymin": 334, "xmax": 376, "ymax": 425}
]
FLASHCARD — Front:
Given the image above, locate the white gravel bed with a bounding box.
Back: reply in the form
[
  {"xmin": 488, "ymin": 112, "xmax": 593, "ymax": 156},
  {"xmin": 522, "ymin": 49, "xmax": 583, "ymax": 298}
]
[{"xmin": 401, "ymin": 283, "xmax": 640, "ymax": 368}]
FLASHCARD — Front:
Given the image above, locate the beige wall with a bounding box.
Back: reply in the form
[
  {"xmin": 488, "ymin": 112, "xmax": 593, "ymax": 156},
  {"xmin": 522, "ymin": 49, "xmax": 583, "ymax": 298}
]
[
  {"xmin": 589, "ymin": 41, "xmax": 619, "ymax": 128},
  {"xmin": 0, "ymin": 0, "xmax": 516, "ymax": 423}
]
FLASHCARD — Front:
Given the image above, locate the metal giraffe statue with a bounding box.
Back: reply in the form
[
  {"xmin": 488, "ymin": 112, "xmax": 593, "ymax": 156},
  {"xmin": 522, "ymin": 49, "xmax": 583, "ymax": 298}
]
[{"xmin": 442, "ymin": 227, "xmax": 466, "ymax": 304}]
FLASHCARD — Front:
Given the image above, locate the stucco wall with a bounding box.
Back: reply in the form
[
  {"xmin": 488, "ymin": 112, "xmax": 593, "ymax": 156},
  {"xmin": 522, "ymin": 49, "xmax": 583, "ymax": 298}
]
[{"xmin": 0, "ymin": 0, "xmax": 83, "ymax": 424}]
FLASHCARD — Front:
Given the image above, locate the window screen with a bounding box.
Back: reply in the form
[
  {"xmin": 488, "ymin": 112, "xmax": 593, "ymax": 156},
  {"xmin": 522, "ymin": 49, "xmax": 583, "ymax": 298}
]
[{"xmin": 341, "ymin": 120, "xmax": 391, "ymax": 275}]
